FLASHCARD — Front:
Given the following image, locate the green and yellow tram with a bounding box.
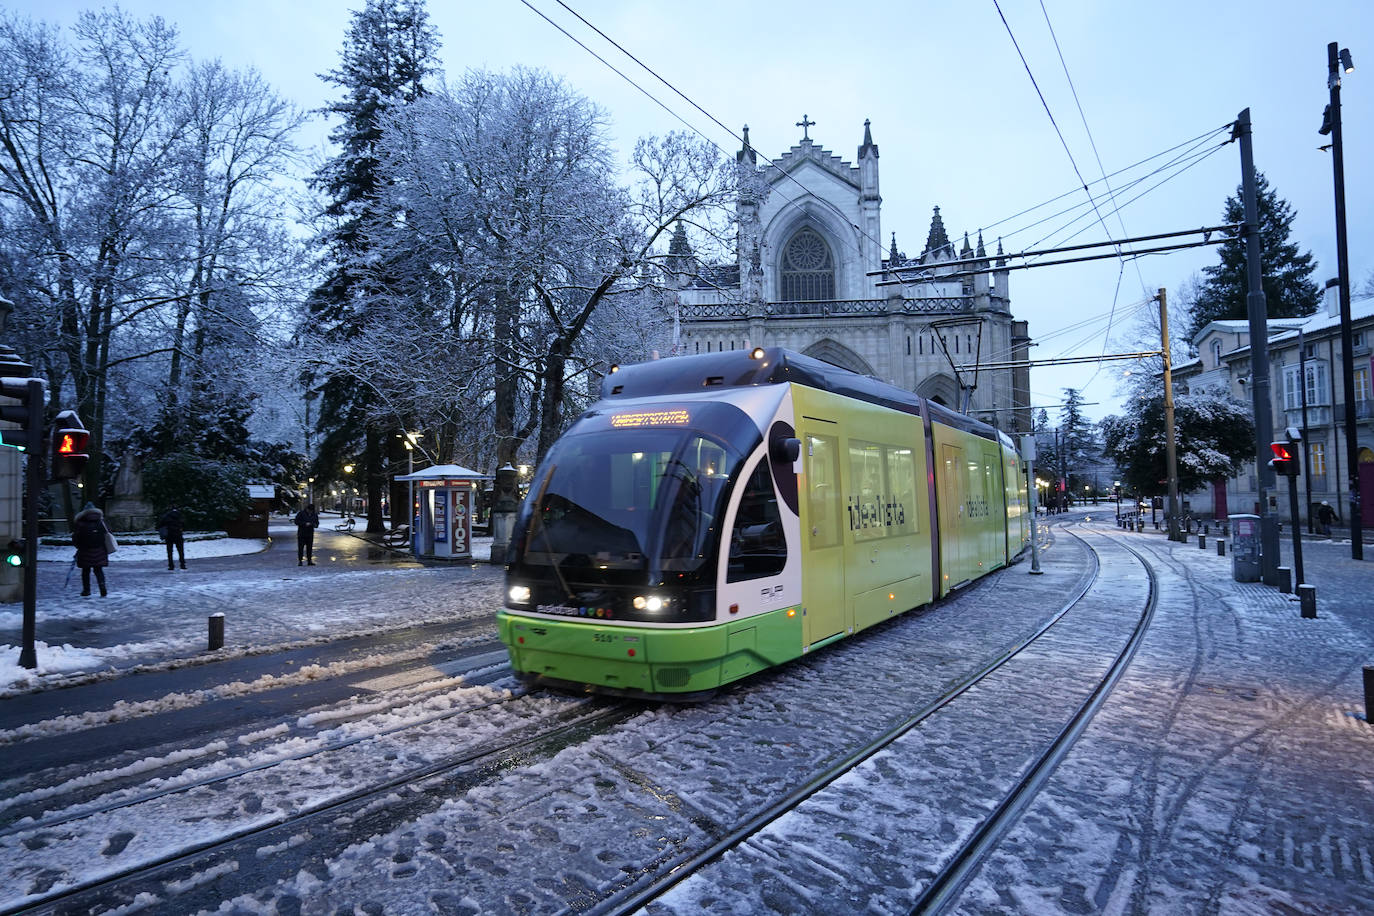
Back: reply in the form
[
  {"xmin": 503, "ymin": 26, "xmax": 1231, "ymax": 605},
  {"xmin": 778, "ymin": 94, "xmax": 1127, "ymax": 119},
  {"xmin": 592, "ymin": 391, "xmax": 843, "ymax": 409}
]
[{"xmin": 497, "ymin": 347, "xmax": 1030, "ymax": 700}]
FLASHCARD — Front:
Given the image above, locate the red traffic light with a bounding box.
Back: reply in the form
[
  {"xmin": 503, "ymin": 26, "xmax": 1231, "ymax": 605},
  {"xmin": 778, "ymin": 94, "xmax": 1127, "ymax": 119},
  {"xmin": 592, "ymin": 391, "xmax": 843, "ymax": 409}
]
[
  {"xmin": 1269, "ymin": 441, "xmax": 1300, "ymax": 478},
  {"xmin": 49, "ymin": 414, "xmax": 89, "ymax": 481},
  {"xmin": 56, "ymin": 429, "xmax": 88, "ymax": 455}
]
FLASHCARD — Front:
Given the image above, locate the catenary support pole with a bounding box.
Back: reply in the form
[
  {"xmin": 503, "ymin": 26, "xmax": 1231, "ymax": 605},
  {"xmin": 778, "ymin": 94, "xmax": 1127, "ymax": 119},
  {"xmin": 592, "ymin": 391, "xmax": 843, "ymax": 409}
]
[
  {"xmin": 1235, "ymin": 109, "xmax": 1283, "ymax": 585},
  {"xmin": 1159, "ymin": 289, "xmax": 1182, "ymax": 543},
  {"xmin": 1325, "ymin": 41, "xmax": 1363, "ymax": 559}
]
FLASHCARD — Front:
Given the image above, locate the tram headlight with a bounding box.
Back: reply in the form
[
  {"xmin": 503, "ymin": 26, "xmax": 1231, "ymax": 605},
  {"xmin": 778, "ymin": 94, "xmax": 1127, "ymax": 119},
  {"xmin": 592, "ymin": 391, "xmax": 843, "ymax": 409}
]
[
  {"xmin": 508, "ymin": 584, "xmax": 532, "ymax": 607},
  {"xmin": 633, "ymin": 594, "xmax": 669, "ymax": 612}
]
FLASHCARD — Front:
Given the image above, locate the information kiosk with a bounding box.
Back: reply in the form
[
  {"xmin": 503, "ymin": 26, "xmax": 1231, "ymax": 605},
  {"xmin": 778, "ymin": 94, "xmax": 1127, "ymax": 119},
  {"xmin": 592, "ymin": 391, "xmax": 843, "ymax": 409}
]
[{"xmin": 395, "ymin": 465, "xmax": 490, "ymax": 560}]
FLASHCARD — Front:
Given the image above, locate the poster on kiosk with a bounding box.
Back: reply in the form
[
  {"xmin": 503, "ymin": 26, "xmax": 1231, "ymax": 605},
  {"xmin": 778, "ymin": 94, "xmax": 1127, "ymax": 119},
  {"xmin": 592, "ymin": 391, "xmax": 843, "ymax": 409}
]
[{"xmin": 395, "ymin": 464, "xmax": 490, "ymax": 560}]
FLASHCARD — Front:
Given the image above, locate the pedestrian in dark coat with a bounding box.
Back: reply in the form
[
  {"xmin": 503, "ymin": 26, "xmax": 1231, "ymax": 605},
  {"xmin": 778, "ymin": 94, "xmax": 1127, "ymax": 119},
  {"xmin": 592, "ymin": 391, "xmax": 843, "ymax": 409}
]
[
  {"xmin": 72, "ymin": 502, "xmax": 112, "ymax": 597},
  {"xmin": 294, "ymin": 502, "xmax": 320, "ymax": 565},
  {"xmin": 1316, "ymin": 500, "xmax": 1340, "ymax": 537},
  {"xmin": 158, "ymin": 504, "xmax": 186, "ymax": 570}
]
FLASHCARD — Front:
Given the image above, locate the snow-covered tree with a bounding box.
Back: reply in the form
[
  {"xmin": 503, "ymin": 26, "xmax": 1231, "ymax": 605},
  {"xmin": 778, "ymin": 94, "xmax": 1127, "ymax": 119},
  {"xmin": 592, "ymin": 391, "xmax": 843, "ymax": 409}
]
[
  {"xmin": 0, "ymin": 11, "xmax": 306, "ymax": 510},
  {"xmin": 1101, "ymin": 382, "xmax": 1253, "ymax": 496},
  {"xmin": 305, "ymin": 0, "xmax": 438, "ymax": 532},
  {"xmin": 323, "ymin": 68, "xmax": 738, "ymax": 471}
]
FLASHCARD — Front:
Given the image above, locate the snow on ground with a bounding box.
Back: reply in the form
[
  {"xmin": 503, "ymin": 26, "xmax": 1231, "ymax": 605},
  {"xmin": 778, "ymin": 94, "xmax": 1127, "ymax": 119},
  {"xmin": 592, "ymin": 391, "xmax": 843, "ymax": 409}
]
[{"xmin": 0, "ymin": 521, "xmax": 499, "ymax": 696}]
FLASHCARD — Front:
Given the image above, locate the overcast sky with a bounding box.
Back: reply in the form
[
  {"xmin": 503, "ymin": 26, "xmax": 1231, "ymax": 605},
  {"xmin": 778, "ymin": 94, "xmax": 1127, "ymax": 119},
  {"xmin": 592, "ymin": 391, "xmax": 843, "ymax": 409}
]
[{"xmin": 22, "ymin": 0, "xmax": 1374, "ymax": 423}]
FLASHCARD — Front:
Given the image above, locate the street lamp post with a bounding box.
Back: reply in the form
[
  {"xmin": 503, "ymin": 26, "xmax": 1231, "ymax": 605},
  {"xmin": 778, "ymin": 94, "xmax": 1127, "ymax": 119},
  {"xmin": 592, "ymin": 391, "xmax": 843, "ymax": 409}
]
[{"xmin": 1320, "ymin": 40, "xmax": 1363, "ymax": 560}]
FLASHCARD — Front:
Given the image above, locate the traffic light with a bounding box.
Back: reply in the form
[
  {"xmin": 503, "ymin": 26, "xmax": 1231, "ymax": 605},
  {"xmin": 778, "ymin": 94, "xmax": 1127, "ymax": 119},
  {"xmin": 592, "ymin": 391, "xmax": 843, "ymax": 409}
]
[
  {"xmin": 1269, "ymin": 441, "xmax": 1300, "ymax": 478},
  {"xmin": 50, "ymin": 410, "xmax": 89, "ymax": 481},
  {"xmin": 0, "ymin": 376, "xmax": 44, "ymax": 452},
  {"xmin": 4, "ymin": 539, "xmax": 24, "ymax": 568}
]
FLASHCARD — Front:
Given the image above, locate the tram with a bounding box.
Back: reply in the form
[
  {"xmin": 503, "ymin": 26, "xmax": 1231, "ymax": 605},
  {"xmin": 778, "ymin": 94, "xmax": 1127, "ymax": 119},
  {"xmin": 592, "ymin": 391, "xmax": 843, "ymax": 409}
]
[{"xmin": 496, "ymin": 347, "xmax": 1031, "ymax": 699}]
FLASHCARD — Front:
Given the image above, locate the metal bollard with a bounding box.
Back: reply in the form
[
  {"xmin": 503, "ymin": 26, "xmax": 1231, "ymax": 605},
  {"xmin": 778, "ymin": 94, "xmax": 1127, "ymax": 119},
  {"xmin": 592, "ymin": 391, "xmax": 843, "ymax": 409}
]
[
  {"xmin": 1199, "ymin": 534, "xmax": 1207, "ymax": 549},
  {"xmin": 209, "ymin": 613, "xmax": 225, "ymax": 651},
  {"xmin": 1276, "ymin": 566, "xmax": 1292, "ymax": 595},
  {"xmin": 1365, "ymin": 666, "xmax": 1374, "ymax": 723},
  {"xmin": 1297, "ymin": 584, "xmax": 1316, "ymax": 619},
  {"xmin": 1217, "ymin": 539, "xmax": 1226, "ymax": 557}
]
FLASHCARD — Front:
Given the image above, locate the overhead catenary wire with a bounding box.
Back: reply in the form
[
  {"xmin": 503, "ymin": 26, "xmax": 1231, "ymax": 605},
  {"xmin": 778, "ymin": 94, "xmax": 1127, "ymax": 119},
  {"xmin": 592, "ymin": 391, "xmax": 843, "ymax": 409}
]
[
  {"xmin": 521, "ymin": 0, "xmax": 1232, "ymax": 300},
  {"xmin": 518, "ymin": 0, "xmax": 1240, "ymax": 400}
]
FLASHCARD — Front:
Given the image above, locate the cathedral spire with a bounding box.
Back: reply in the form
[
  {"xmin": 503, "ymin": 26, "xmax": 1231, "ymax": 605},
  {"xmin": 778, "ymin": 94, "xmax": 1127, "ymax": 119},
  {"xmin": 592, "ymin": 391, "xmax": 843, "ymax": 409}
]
[
  {"xmin": 996, "ymin": 237, "xmax": 1006, "ymax": 267},
  {"xmin": 976, "ymin": 231, "xmax": 986, "ymax": 259},
  {"xmin": 667, "ymin": 221, "xmax": 694, "ymax": 277},
  {"xmin": 858, "ymin": 118, "xmax": 879, "ymax": 160},
  {"xmin": 961, "ymin": 231, "xmax": 972, "ymax": 258},
  {"xmin": 736, "ymin": 124, "xmax": 756, "ymax": 166},
  {"xmin": 924, "ymin": 206, "xmax": 950, "ymax": 257},
  {"xmin": 889, "ymin": 232, "xmax": 900, "ymax": 265}
]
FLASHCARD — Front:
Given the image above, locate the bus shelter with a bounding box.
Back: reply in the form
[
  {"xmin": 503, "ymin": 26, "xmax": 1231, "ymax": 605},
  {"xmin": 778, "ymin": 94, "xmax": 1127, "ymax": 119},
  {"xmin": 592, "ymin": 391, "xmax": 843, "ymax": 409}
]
[{"xmin": 394, "ymin": 465, "xmax": 491, "ymax": 560}]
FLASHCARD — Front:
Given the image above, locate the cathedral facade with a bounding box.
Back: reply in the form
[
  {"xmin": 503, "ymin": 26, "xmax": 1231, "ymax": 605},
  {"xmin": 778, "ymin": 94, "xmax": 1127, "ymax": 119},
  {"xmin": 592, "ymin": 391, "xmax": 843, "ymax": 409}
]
[{"xmin": 668, "ymin": 119, "xmax": 1032, "ymax": 435}]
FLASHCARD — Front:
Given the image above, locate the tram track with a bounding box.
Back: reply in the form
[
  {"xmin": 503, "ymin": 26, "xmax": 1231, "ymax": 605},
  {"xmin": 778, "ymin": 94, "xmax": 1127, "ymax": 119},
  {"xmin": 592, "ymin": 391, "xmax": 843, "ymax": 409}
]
[
  {"xmin": 570, "ymin": 522, "xmax": 1153, "ymax": 915},
  {"xmin": 0, "ymin": 635, "xmax": 513, "ymax": 829},
  {"xmin": 3, "ymin": 693, "xmax": 640, "ymax": 915}
]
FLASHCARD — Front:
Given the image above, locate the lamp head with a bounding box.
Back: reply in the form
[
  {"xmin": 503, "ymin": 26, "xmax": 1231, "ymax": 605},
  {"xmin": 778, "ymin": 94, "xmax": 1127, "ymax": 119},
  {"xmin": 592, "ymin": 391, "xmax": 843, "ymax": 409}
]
[{"xmin": 1340, "ymin": 48, "xmax": 1354, "ymax": 74}]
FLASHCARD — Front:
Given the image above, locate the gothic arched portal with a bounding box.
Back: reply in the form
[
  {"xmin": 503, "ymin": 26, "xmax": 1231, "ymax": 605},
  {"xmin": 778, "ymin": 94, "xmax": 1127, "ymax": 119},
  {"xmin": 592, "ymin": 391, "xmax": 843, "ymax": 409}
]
[
  {"xmin": 915, "ymin": 373, "xmax": 961, "ymax": 409},
  {"xmin": 802, "ymin": 338, "xmax": 874, "ymax": 377}
]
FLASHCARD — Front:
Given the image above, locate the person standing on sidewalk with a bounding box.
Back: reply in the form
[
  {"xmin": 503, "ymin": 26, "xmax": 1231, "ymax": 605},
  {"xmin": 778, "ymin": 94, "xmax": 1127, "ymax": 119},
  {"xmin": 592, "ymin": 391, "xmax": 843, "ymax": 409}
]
[
  {"xmin": 158, "ymin": 504, "xmax": 186, "ymax": 570},
  {"xmin": 72, "ymin": 502, "xmax": 113, "ymax": 597},
  {"xmin": 294, "ymin": 502, "xmax": 320, "ymax": 566}
]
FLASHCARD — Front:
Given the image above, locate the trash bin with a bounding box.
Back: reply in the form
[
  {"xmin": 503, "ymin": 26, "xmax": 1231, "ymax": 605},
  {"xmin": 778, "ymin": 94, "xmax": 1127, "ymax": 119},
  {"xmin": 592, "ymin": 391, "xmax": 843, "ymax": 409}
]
[{"xmin": 1229, "ymin": 513, "xmax": 1261, "ymax": 582}]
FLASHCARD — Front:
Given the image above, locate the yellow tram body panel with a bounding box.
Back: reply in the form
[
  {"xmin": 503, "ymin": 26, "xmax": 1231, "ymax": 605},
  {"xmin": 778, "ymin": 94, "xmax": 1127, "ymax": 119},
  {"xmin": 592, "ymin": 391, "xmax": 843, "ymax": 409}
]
[
  {"xmin": 929, "ymin": 419, "xmax": 1013, "ymax": 595},
  {"xmin": 790, "ymin": 385, "xmax": 935, "ymax": 644}
]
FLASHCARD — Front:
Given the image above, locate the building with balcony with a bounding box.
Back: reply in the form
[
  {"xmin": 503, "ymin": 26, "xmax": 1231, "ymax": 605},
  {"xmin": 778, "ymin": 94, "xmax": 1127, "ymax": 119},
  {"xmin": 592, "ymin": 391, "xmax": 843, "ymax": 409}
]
[
  {"xmin": 665, "ymin": 120, "xmax": 1032, "ymax": 435},
  {"xmin": 1174, "ymin": 283, "xmax": 1374, "ymax": 528}
]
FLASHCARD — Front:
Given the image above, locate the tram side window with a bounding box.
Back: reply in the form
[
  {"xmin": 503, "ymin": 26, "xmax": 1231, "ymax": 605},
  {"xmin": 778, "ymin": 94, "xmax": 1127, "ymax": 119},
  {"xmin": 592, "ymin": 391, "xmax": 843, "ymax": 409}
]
[
  {"xmin": 848, "ymin": 439, "xmax": 917, "ymax": 540},
  {"xmin": 806, "ymin": 434, "xmax": 842, "ymax": 549},
  {"xmin": 727, "ymin": 459, "xmax": 787, "ymax": 582},
  {"xmin": 885, "ymin": 445, "xmax": 918, "ymax": 534}
]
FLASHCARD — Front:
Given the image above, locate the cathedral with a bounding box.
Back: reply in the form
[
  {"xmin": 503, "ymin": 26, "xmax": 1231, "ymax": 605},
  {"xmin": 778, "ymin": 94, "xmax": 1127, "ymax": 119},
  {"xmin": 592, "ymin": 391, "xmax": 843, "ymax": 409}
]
[{"xmin": 666, "ymin": 118, "xmax": 1032, "ymax": 435}]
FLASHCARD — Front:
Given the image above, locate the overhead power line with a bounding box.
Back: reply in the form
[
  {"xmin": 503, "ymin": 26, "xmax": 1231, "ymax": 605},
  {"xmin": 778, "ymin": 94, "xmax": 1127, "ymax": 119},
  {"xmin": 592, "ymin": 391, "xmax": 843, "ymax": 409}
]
[{"xmin": 871, "ymin": 224, "xmax": 1239, "ymax": 287}]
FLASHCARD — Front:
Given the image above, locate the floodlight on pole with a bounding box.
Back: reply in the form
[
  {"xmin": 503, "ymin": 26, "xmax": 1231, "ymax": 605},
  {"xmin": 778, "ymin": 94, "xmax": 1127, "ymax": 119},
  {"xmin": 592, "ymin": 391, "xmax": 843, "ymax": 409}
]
[{"xmin": 1322, "ymin": 41, "xmax": 1363, "ymax": 560}]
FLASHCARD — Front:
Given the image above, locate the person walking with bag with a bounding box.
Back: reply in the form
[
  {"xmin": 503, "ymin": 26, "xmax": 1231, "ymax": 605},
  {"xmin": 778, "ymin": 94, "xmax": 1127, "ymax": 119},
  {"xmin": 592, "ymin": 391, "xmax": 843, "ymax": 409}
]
[
  {"xmin": 158, "ymin": 504, "xmax": 186, "ymax": 570},
  {"xmin": 72, "ymin": 502, "xmax": 114, "ymax": 597},
  {"xmin": 294, "ymin": 502, "xmax": 320, "ymax": 566}
]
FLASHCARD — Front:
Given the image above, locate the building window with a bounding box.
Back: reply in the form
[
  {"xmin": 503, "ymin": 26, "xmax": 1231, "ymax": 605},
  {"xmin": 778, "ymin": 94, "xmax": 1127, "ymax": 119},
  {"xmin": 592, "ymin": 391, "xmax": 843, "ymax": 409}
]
[
  {"xmin": 780, "ymin": 228, "xmax": 835, "ymax": 301},
  {"xmin": 1310, "ymin": 441, "xmax": 1326, "ymax": 476},
  {"xmin": 1211, "ymin": 340, "xmax": 1223, "ymax": 368},
  {"xmin": 1356, "ymin": 365, "xmax": 1371, "ymax": 405},
  {"xmin": 1282, "ymin": 361, "xmax": 1330, "ymax": 410}
]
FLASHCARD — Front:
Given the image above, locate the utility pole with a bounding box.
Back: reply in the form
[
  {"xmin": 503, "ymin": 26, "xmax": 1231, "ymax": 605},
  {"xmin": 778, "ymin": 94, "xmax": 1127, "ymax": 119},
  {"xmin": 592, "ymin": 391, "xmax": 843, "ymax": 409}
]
[
  {"xmin": 1022, "ymin": 435, "xmax": 1042, "ymax": 574},
  {"xmin": 1322, "ymin": 41, "xmax": 1363, "ymax": 559},
  {"xmin": 1298, "ymin": 328, "xmax": 1314, "ymax": 533},
  {"xmin": 1235, "ymin": 109, "xmax": 1282, "ymax": 585},
  {"xmin": 1159, "ymin": 288, "xmax": 1182, "ymax": 542}
]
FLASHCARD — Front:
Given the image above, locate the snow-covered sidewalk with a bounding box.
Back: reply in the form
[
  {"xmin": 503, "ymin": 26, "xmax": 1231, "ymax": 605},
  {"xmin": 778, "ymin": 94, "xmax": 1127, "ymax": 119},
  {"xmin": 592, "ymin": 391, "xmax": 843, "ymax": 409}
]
[{"xmin": 1, "ymin": 521, "xmax": 501, "ymax": 696}]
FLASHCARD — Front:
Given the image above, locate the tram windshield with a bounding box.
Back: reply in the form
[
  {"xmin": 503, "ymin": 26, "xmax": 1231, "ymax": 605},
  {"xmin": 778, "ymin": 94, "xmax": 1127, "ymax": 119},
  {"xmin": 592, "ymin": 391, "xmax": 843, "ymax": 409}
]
[{"xmin": 516, "ymin": 426, "xmax": 744, "ymax": 585}]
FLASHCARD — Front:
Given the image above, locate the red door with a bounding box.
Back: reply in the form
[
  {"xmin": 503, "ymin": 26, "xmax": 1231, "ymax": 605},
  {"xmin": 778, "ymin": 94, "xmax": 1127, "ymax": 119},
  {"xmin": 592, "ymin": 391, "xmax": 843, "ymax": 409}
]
[
  {"xmin": 1360, "ymin": 454, "xmax": 1374, "ymax": 528},
  {"xmin": 1212, "ymin": 478, "xmax": 1228, "ymax": 520}
]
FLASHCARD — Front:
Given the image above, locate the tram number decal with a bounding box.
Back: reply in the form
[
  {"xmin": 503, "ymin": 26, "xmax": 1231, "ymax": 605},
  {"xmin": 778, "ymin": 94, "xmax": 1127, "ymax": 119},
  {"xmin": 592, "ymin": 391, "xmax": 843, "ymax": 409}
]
[
  {"xmin": 966, "ymin": 496, "xmax": 991, "ymax": 519},
  {"xmin": 847, "ymin": 495, "xmax": 906, "ymax": 531},
  {"xmin": 760, "ymin": 584, "xmax": 784, "ymax": 600}
]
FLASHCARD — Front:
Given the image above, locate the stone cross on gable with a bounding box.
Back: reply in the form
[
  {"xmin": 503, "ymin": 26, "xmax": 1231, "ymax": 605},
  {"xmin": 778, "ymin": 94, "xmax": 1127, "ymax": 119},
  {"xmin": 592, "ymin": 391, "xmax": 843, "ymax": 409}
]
[{"xmin": 796, "ymin": 114, "xmax": 815, "ymax": 141}]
